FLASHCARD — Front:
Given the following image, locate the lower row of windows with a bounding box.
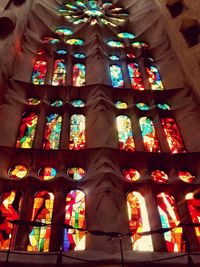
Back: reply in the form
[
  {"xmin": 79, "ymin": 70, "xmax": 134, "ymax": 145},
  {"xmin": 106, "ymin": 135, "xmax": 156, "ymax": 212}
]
[
  {"xmin": 16, "ymin": 112, "xmax": 185, "ymax": 153},
  {"xmin": 0, "ymin": 190, "xmax": 199, "ymax": 252}
]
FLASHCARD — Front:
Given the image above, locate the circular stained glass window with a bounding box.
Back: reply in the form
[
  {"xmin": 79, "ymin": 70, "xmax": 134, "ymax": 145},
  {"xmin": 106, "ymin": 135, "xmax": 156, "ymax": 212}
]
[
  {"xmin": 107, "ymin": 40, "xmax": 124, "ymax": 48},
  {"xmin": 55, "ymin": 28, "xmax": 73, "ymax": 36},
  {"xmin": 38, "ymin": 167, "xmax": 57, "ymax": 181},
  {"xmin": 8, "ymin": 165, "xmax": 28, "ymax": 179},
  {"xmin": 65, "ymin": 39, "xmax": 84, "ymax": 45},
  {"xmin": 67, "ymin": 167, "xmax": 85, "ymax": 180},
  {"xmin": 74, "ymin": 53, "xmax": 86, "ymax": 59},
  {"xmin": 50, "ymin": 100, "xmax": 63, "ymax": 107},
  {"xmin": 136, "ymin": 103, "xmax": 150, "ymax": 111},
  {"xmin": 178, "ymin": 171, "xmax": 195, "ymax": 183},
  {"xmin": 123, "ymin": 168, "xmax": 140, "ymax": 181},
  {"xmin": 26, "ymin": 98, "xmax": 40, "ymax": 105},
  {"xmin": 71, "ymin": 99, "xmax": 85, "ymax": 107},
  {"xmin": 151, "ymin": 170, "xmax": 168, "ymax": 183},
  {"xmin": 117, "ymin": 32, "xmax": 135, "ymax": 39},
  {"xmin": 157, "ymin": 103, "xmax": 171, "ymax": 110},
  {"xmin": 110, "ymin": 55, "xmax": 120, "ymax": 61},
  {"xmin": 115, "ymin": 101, "xmax": 128, "ymax": 109},
  {"xmin": 56, "ymin": 49, "xmax": 67, "ymax": 55}
]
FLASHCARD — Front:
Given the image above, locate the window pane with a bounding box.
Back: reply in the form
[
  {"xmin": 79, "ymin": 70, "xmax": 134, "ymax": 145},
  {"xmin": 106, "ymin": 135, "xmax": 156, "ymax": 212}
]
[
  {"xmin": 146, "ymin": 64, "xmax": 164, "ymax": 90},
  {"xmin": 110, "ymin": 65, "xmax": 124, "ymax": 88},
  {"xmin": 123, "ymin": 168, "xmax": 140, "ymax": 181},
  {"xmin": 69, "ymin": 114, "xmax": 86, "ymax": 150},
  {"xmin": 151, "ymin": 170, "xmax": 168, "ymax": 183},
  {"xmin": 52, "ymin": 59, "xmax": 66, "ymax": 86},
  {"xmin": 27, "ymin": 191, "xmax": 54, "ymax": 252},
  {"xmin": 67, "ymin": 167, "xmax": 85, "ymax": 180},
  {"xmin": 16, "ymin": 112, "xmax": 38, "ymax": 149},
  {"xmin": 8, "ymin": 165, "xmax": 28, "ymax": 179},
  {"xmin": 38, "ymin": 167, "xmax": 57, "ymax": 181},
  {"xmin": 127, "ymin": 63, "xmax": 144, "ymax": 90},
  {"xmin": 73, "ymin": 63, "xmax": 86, "ymax": 87},
  {"xmin": 32, "ymin": 60, "xmax": 47, "ymax": 85}
]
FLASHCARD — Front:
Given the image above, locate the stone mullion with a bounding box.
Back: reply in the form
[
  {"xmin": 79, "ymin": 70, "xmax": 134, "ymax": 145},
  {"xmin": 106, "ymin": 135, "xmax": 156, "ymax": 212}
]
[
  {"xmin": 33, "ymin": 108, "xmax": 46, "ymax": 149},
  {"xmin": 130, "ymin": 113, "xmax": 145, "ymax": 152},
  {"xmin": 60, "ymin": 110, "xmax": 70, "ymax": 149}
]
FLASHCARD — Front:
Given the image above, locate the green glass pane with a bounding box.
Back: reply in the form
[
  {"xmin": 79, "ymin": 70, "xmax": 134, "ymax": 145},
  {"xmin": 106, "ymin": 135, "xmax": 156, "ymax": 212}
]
[
  {"xmin": 117, "ymin": 32, "xmax": 135, "ymax": 39},
  {"xmin": 157, "ymin": 103, "xmax": 170, "ymax": 110},
  {"xmin": 107, "ymin": 40, "xmax": 124, "ymax": 48},
  {"xmin": 55, "ymin": 28, "xmax": 73, "ymax": 36},
  {"xmin": 136, "ymin": 103, "xmax": 150, "ymax": 111}
]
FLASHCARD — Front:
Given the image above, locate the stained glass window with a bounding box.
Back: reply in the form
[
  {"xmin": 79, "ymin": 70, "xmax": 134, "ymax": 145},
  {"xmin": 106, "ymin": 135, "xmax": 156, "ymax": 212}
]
[
  {"xmin": 56, "ymin": 49, "xmax": 67, "ymax": 55},
  {"xmin": 50, "ymin": 100, "xmax": 63, "ymax": 107},
  {"xmin": 161, "ymin": 118, "xmax": 186, "ymax": 153},
  {"xmin": 139, "ymin": 117, "xmax": 161, "ymax": 152},
  {"xmin": 128, "ymin": 62, "xmax": 145, "ymax": 90},
  {"xmin": 157, "ymin": 103, "xmax": 170, "ymax": 110},
  {"xmin": 71, "ymin": 99, "xmax": 85, "ymax": 107},
  {"xmin": 55, "ymin": 28, "xmax": 73, "ymax": 37},
  {"xmin": 116, "ymin": 115, "xmax": 135, "ymax": 151},
  {"xmin": 132, "ymin": 42, "xmax": 148, "ymax": 49},
  {"xmin": 52, "ymin": 59, "xmax": 66, "ymax": 86},
  {"xmin": 117, "ymin": 32, "xmax": 135, "ymax": 39},
  {"xmin": 42, "ymin": 37, "xmax": 60, "ymax": 44},
  {"xmin": 114, "ymin": 101, "xmax": 128, "ymax": 109},
  {"xmin": 64, "ymin": 190, "xmax": 86, "ymax": 251},
  {"xmin": 26, "ymin": 98, "xmax": 40, "ymax": 105},
  {"xmin": 8, "ymin": 165, "xmax": 28, "ymax": 179},
  {"xmin": 69, "ymin": 114, "xmax": 86, "ymax": 150},
  {"xmin": 65, "ymin": 39, "xmax": 84, "ymax": 45},
  {"xmin": 186, "ymin": 193, "xmax": 200, "ymax": 244},
  {"xmin": 146, "ymin": 61, "xmax": 164, "ymax": 90},
  {"xmin": 151, "ymin": 170, "xmax": 168, "ymax": 183},
  {"xmin": 16, "ymin": 112, "xmax": 38, "ymax": 149},
  {"xmin": 32, "ymin": 60, "xmax": 47, "ymax": 85},
  {"xmin": 67, "ymin": 167, "xmax": 85, "ymax": 180},
  {"xmin": 110, "ymin": 65, "xmax": 124, "ymax": 88},
  {"xmin": 178, "ymin": 171, "xmax": 195, "ymax": 183},
  {"xmin": 0, "ymin": 191, "xmax": 23, "ymax": 250},
  {"xmin": 123, "ymin": 169, "xmax": 140, "ymax": 181},
  {"xmin": 27, "ymin": 191, "xmax": 54, "ymax": 252},
  {"xmin": 107, "ymin": 41, "xmax": 124, "ymax": 48},
  {"xmin": 73, "ymin": 64, "xmax": 86, "ymax": 87},
  {"xmin": 74, "ymin": 53, "xmax": 86, "ymax": 59},
  {"xmin": 127, "ymin": 191, "xmax": 153, "ymax": 251},
  {"xmin": 136, "ymin": 103, "xmax": 150, "ymax": 111},
  {"xmin": 157, "ymin": 193, "xmax": 183, "ymax": 252},
  {"xmin": 38, "ymin": 167, "xmax": 57, "ymax": 181},
  {"xmin": 110, "ymin": 55, "xmax": 120, "ymax": 61},
  {"xmin": 43, "ymin": 114, "xmax": 62, "ymax": 150}
]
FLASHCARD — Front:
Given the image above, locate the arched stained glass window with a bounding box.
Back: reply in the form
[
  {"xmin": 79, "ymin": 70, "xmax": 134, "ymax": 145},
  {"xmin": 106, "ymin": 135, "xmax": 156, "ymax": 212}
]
[
  {"xmin": 116, "ymin": 115, "xmax": 135, "ymax": 151},
  {"xmin": 161, "ymin": 118, "xmax": 186, "ymax": 153},
  {"xmin": 127, "ymin": 191, "xmax": 153, "ymax": 251},
  {"xmin": 157, "ymin": 193, "xmax": 183, "ymax": 252},
  {"xmin": 73, "ymin": 63, "xmax": 86, "ymax": 87},
  {"xmin": 139, "ymin": 117, "xmax": 161, "ymax": 152},
  {"xmin": 146, "ymin": 60, "xmax": 164, "ymax": 90},
  {"xmin": 186, "ymin": 193, "xmax": 200, "ymax": 244},
  {"xmin": 110, "ymin": 65, "xmax": 124, "ymax": 88},
  {"xmin": 32, "ymin": 60, "xmax": 47, "ymax": 85},
  {"xmin": 38, "ymin": 167, "xmax": 57, "ymax": 181},
  {"xmin": 8, "ymin": 165, "xmax": 28, "ymax": 179},
  {"xmin": 16, "ymin": 112, "xmax": 38, "ymax": 149},
  {"xmin": 151, "ymin": 170, "xmax": 168, "ymax": 183},
  {"xmin": 64, "ymin": 190, "xmax": 86, "ymax": 251},
  {"xmin": 27, "ymin": 191, "xmax": 54, "ymax": 252},
  {"xmin": 43, "ymin": 113, "xmax": 62, "ymax": 150},
  {"xmin": 127, "ymin": 54, "xmax": 144, "ymax": 90},
  {"xmin": 52, "ymin": 59, "xmax": 67, "ymax": 86},
  {"xmin": 69, "ymin": 114, "xmax": 86, "ymax": 150},
  {"xmin": 0, "ymin": 191, "xmax": 23, "ymax": 250}
]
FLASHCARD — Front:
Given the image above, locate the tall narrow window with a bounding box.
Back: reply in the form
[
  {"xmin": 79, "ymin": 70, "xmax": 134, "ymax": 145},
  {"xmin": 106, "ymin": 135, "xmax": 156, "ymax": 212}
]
[
  {"xmin": 146, "ymin": 59, "xmax": 164, "ymax": 90},
  {"xmin": 157, "ymin": 193, "xmax": 184, "ymax": 252},
  {"xmin": 139, "ymin": 117, "xmax": 161, "ymax": 152},
  {"xmin": 186, "ymin": 193, "xmax": 200, "ymax": 244},
  {"xmin": 52, "ymin": 59, "xmax": 67, "ymax": 86},
  {"xmin": 43, "ymin": 113, "xmax": 62, "ymax": 149},
  {"xmin": 110, "ymin": 65, "xmax": 124, "ymax": 88},
  {"xmin": 64, "ymin": 190, "xmax": 86, "ymax": 251},
  {"xmin": 161, "ymin": 117, "xmax": 186, "ymax": 153},
  {"xmin": 127, "ymin": 191, "xmax": 153, "ymax": 251},
  {"xmin": 116, "ymin": 115, "xmax": 135, "ymax": 151},
  {"xmin": 127, "ymin": 54, "xmax": 144, "ymax": 90},
  {"xmin": 69, "ymin": 114, "xmax": 86, "ymax": 150},
  {"xmin": 0, "ymin": 191, "xmax": 23, "ymax": 250},
  {"xmin": 32, "ymin": 60, "xmax": 47, "ymax": 85},
  {"xmin": 27, "ymin": 191, "xmax": 54, "ymax": 252},
  {"xmin": 73, "ymin": 63, "xmax": 86, "ymax": 87},
  {"xmin": 16, "ymin": 112, "xmax": 38, "ymax": 148}
]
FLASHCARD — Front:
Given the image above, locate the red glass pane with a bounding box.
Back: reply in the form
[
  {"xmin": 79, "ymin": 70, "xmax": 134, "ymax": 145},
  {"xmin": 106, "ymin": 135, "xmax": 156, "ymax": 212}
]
[{"xmin": 151, "ymin": 170, "xmax": 168, "ymax": 183}]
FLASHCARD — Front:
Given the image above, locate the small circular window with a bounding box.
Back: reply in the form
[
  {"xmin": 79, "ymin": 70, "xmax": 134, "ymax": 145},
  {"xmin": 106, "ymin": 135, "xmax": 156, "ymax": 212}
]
[
  {"xmin": 178, "ymin": 171, "xmax": 195, "ymax": 183},
  {"xmin": 123, "ymin": 168, "xmax": 140, "ymax": 181},
  {"xmin": 151, "ymin": 170, "xmax": 168, "ymax": 183},
  {"xmin": 38, "ymin": 167, "xmax": 57, "ymax": 181},
  {"xmin": 67, "ymin": 167, "xmax": 85, "ymax": 180},
  {"xmin": 8, "ymin": 165, "xmax": 28, "ymax": 179}
]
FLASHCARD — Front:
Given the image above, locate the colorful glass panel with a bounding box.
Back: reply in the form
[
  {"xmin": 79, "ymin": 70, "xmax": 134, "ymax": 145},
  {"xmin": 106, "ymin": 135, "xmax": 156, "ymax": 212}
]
[
  {"xmin": 110, "ymin": 55, "xmax": 120, "ymax": 61},
  {"xmin": 64, "ymin": 190, "xmax": 86, "ymax": 251},
  {"xmin": 74, "ymin": 53, "xmax": 86, "ymax": 59},
  {"xmin": 8, "ymin": 165, "xmax": 28, "ymax": 179},
  {"xmin": 161, "ymin": 118, "xmax": 186, "ymax": 153},
  {"xmin": 146, "ymin": 65, "xmax": 164, "ymax": 90},
  {"xmin": 71, "ymin": 99, "xmax": 85, "ymax": 107},
  {"xmin": 110, "ymin": 65, "xmax": 124, "ymax": 88},
  {"xmin": 16, "ymin": 112, "xmax": 38, "ymax": 149},
  {"xmin": 42, "ymin": 37, "xmax": 60, "ymax": 44},
  {"xmin": 55, "ymin": 28, "xmax": 73, "ymax": 36},
  {"xmin": 139, "ymin": 117, "xmax": 161, "ymax": 152},
  {"xmin": 0, "ymin": 191, "xmax": 23, "ymax": 250},
  {"xmin": 43, "ymin": 114, "xmax": 62, "ymax": 150},
  {"xmin": 107, "ymin": 41, "xmax": 124, "ymax": 48},
  {"xmin": 69, "ymin": 114, "xmax": 86, "ymax": 150},
  {"xmin": 27, "ymin": 191, "xmax": 54, "ymax": 252},
  {"xmin": 38, "ymin": 167, "xmax": 57, "ymax": 181},
  {"xmin": 132, "ymin": 42, "xmax": 149, "ymax": 48},
  {"xmin": 116, "ymin": 115, "xmax": 135, "ymax": 151},
  {"xmin": 117, "ymin": 32, "xmax": 135, "ymax": 39},
  {"xmin": 127, "ymin": 53, "xmax": 136, "ymax": 59},
  {"xmin": 52, "ymin": 59, "xmax": 66, "ymax": 86},
  {"xmin": 67, "ymin": 167, "xmax": 85, "ymax": 180},
  {"xmin": 56, "ymin": 49, "xmax": 67, "ymax": 55},
  {"xmin": 136, "ymin": 103, "xmax": 150, "ymax": 111},
  {"xmin": 127, "ymin": 192, "xmax": 153, "ymax": 251},
  {"xmin": 127, "ymin": 62, "xmax": 144, "ymax": 90},
  {"xmin": 123, "ymin": 169, "xmax": 140, "ymax": 181},
  {"xmin": 151, "ymin": 170, "xmax": 168, "ymax": 183},
  {"xmin": 157, "ymin": 103, "xmax": 170, "ymax": 110},
  {"xmin": 114, "ymin": 101, "xmax": 128, "ymax": 109},
  {"xmin": 32, "ymin": 60, "xmax": 47, "ymax": 85},
  {"xmin": 73, "ymin": 63, "xmax": 86, "ymax": 87},
  {"xmin": 178, "ymin": 171, "xmax": 195, "ymax": 183},
  {"xmin": 26, "ymin": 98, "xmax": 40, "ymax": 105},
  {"xmin": 186, "ymin": 193, "xmax": 200, "ymax": 244},
  {"xmin": 157, "ymin": 193, "xmax": 183, "ymax": 252},
  {"xmin": 50, "ymin": 100, "xmax": 63, "ymax": 107},
  {"xmin": 65, "ymin": 39, "xmax": 84, "ymax": 45}
]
